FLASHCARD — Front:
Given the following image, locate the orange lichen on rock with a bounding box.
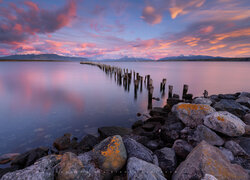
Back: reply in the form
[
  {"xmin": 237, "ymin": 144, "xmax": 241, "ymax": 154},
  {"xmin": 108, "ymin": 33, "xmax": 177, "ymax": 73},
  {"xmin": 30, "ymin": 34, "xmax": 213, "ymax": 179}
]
[
  {"xmin": 177, "ymin": 104, "xmax": 210, "ymax": 115},
  {"xmin": 217, "ymin": 116, "xmax": 225, "ymax": 122}
]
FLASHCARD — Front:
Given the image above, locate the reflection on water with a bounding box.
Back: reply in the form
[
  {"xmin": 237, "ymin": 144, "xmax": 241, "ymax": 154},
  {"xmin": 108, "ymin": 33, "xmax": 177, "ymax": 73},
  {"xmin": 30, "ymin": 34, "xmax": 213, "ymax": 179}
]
[{"xmin": 0, "ymin": 61, "xmax": 249, "ymax": 154}]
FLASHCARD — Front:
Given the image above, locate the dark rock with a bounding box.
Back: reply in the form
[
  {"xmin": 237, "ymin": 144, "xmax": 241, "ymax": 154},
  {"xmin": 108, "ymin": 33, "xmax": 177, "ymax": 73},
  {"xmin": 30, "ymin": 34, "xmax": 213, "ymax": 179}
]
[
  {"xmin": 131, "ymin": 120, "xmax": 143, "ymax": 129},
  {"xmin": 98, "ymin": 126, "xmax": 132, "ymax": 139},
  {"xmin": 245, "ymin": 125, "xmax": 250, "ymax": 135},
  {"xmin": 236, "ymin": 96, "xmax": 250, "ymax": 108},
  {"xmin": 183, "ymin": 94, "xmax": 193, "ymax": 100},
  {"xmin": 167, "ymin": 98, "xmax": 184, "ymax": 107},
  {"xmin": 149, "ymin": 107, "xmax": 169, "ymax": 117},
  {"xmin": 213, "ymin": 99, "xmax": 247, "ymax": 118},
  {"xmin": 161, "ymin": 129, "xmax": 180, "ymax": 144},
  {"xmin": 127, "ymin": 157, "xmax": 166, "ymax": 180},
  {"xmin": 53, "ymin": 133, "xmax": 71, "ymax": 151},
  {"xmin": 193, "ymin": 97, "xmax": 212, "ymax": 105},
  {"xmin": 152, "ymin": 97, "xmax": 160, "ymax": 101},
  {"xmin": 209, "ymin": 95, "xmax": 220, "ymax": 103},
  {"xmin": 77, "ymin": 134, "xmax": 99, "ymax": 152},
  {"xmin": 239, "ymin": 92, "xmax": 250, "ymax": 98},
  {"xmin": 123, "ymin": 134, "xmax": 150, "ymax": 147},
  {"xmin": 0, "ymin": 153, "xmax": 20, "ymax": 164},
  {"xmin": 238, "ymin": 137, "xmax": 250, "ymax": 155},
  {"xmin": 219, "ymin": 147, "xmax": 234, "ymax": 162},
  {"xmin": 136, "ymin": 113, "xmax": 142, "ymax": 117},
  {"xmin": 145, "ymin": 116, "xmax": 166, "ymax": 124},
  {"xmin": 11, "ymin": 147, "xmax": 49, "ymax": 169},
  {"xmin": 123, "ymin": 137, "xmax": 154, "ymax": 164},
  {"xmin": 232, "ymin": 156, "xmax": 250, "ymax": 172},
  {"xmin": 0, "ymin": 167, "xmax": 18, "ymax": 179},
  {"xmin": 172, "ymin": 141, "xmax": 249, "ymax": 180},
  {"xmin": 146, "ymin": 140, "xmax": 159, "ymax": 151},
  {"xmin": 132, "ymin": 126, "xmax": 157, "ymax": 139},
  {"xmin": 218, "ymin": 94, "xmax": 237, "ymax": 100},
  {"xmin": 173, "ymin": 94, "xmax": 180, "ymax": 99},
  {"xmin": 172, "ymin": 139, "xmax": 193, "ymax": 159},
  {"xmin": 155, "ymin": 147, "xmax": 177, "ymax": 178},
  {"xmin": 243, "ymin": 113, "xmax": 250, "ymax": 125},
  {"xmin": 142, "ymin": 123, "xmax": 155, "ymax": 131},
  {"xmin": 225, "ymin": 140, "xmax": 247, "ymax": 156}
]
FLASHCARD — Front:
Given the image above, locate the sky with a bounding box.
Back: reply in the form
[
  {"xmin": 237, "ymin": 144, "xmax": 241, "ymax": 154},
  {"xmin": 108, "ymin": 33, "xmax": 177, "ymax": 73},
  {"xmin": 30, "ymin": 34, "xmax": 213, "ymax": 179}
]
[{"xmin": 0, "ymin": 0, "xmax": 249, "ymax": 59}]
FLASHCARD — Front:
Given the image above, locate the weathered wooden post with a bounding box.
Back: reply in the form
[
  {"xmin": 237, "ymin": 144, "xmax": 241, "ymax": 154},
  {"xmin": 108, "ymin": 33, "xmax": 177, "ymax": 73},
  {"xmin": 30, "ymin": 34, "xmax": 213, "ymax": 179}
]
[
  {"xmin": 140, "ymin": 76, "xmax": 143, "ymax": 92},
  {"xmin": 162, "ymin": 79, "xmax": 166, "ymax": 92},
  {"xmin": 203, "ymin": 90, "xmax": 208, "ymax": 98},
  {"xmin": 168, "ymin": 85, "xmax": 173, "ymax": 98},
  {"xmin": 182, "ymin": 84, "xmax": 189, "ymax": 99},
  {"xmin": 148, "ymin": 86, "xmax": 154, "ymax": 109},
  {"xmin": 134, "ymin": 79, "xmax": 139, "ymax": 100}
]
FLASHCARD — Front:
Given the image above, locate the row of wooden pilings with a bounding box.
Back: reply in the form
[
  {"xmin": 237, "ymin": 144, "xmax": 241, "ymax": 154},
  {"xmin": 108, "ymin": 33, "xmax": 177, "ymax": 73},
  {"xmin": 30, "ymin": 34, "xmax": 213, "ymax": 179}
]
[{"xmin": 80, "ymin": 61, "xmax": 194, "ymax": 109}]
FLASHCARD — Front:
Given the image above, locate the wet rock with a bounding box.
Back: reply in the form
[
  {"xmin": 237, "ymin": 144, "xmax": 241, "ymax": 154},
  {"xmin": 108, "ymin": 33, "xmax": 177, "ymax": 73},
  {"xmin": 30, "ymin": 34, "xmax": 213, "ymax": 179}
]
[
  {"xmin": 224, "ymin": 140, "xmax": 247, "ymax": 156},
  {"xmin": 146, "ymin": 140, "xmax": 159, "ymax": 151},
  {"xmin": 0, "ymin": 153, "xmax": 20, "ymax": 164},
  {"xmin": 142, "ymin": 123, "xmax": 155, "ymax": 131},
  {"xmin": 53, "ymin": 134, "xmax": 71, "ymax": 151},
  {"xmin": 201, "ymin": 174, "xmax": 218, "ymax": 180},
  {"xmin": 155, "ymin": 147, "xmax": 177, "ymax": 178},
  {"xmin": 219, "ymin": 147, "xmax": 234, "ymax": 162},
  {"xmin": 98, "ymin": 126, "xmax": 132, "ymax": 139},
  {"xmin": 131, "ymin": 120, "xmax": 143, "ymax": 129},
  {"xmin": 218, "ymin": 94, "xmax": 237, "ymax": 100},
  {"xmin": 236, "ymin": 96, "xmax": 250, "ymax": 108},
  {"xmin": 204, "ymin": 111, "xmax": 246, "ymax": 137},
  {"xmin": 192, "ymin": 125, "xmax": 224, "ymax": 146},
  {"xmin": 150, "ymin": 107, "xmax": 169, "ymax": 117},
  {"xmin": 213, "ymin": 99, "xmax": 247, "ymax": 118},
  {"xmin": 123, "ymin": 137, "xmax": 154, "ymax": 163},
  {"xmin": 172, "ymin": 103, "xmax": 215, "ymax": 128},
  {"xmin": 92, "ymin": 135, "xmax": 127, "ymax": 172},
  {"xmin": 243, "ymin": 113, "xmax": 250, "ymax": 125},
  {"xmin": 172, "ymin": 141, "xmax": 249, "ymax": 180},
  {"xmin": 2, "ymin": 155, "xmax": 61, "ymax": 180},
  {"xmin": 193, "ymin": 97, "xmax": 212, "ymax": 105},
  {"xmin": 127, "ymin": 157, "xmax": 166, "ymax": 180},
  {"xmin": 77, "ymin": 134, "xmax": 99, "ymax": 152},
  {"xmin": 238, "ymin": 137, "xmax": 250, "ymax": 155},
  {"xmin": 11, "ymin": 147, "xmax": 49, "ymax": 169},
  {"xmin": 172, "ymin": 139, "xmax": 193, "ymax": 159}
]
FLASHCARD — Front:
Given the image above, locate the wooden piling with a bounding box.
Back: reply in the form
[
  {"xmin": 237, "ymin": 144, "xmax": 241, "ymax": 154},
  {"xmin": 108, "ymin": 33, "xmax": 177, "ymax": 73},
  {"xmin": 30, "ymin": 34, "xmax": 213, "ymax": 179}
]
[
  {"xmin": 168, "ymin": 85, "xmax": 173, "ymax": 98},
  {"xmin": 182, "ymin": 84, "xmax": 189, "ymax": 99}
]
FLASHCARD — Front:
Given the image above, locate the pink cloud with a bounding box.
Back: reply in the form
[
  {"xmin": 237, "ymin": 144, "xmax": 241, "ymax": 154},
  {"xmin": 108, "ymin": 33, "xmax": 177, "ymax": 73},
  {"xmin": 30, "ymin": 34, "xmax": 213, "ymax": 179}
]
[{"xmin": 141, "ymin": 6, "xmax": 162, "ymax": 25}]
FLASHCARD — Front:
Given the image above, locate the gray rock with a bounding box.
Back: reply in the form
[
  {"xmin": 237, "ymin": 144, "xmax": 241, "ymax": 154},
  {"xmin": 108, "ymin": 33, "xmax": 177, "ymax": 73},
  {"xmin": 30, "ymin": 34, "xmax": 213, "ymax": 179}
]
[
  {"xmin": 1, "ymin": 155, "xmax": 60, "ymax": 180},
  {"xmin": 150, "ymin": 107, "xmax": 169, "ymax": 117},
  {"xmin": 239, "ymin": 92, "xmax": 250, "ymax": 98},
  {"xmin": 193, "ymin": 97, "xmax": 212, "ymax": 105},
  {"xmin": 172, "ymin": 103, "xmax": 215, "ymax": 128},
  {"xmin": 146, "ymin": 140, "xmax": 159, "ymax": 151},
  {"xmin": 192, "ymin": 125, "xmax": 224, "ymax": 146},
  {"xmin": 123, "ymin": 134, "xmax": 150, "ymax": 147},
  {"xmin": 213, "ymin": 99, "xmax": 247, "ymax": 118},
  {"xmin": 123, "ymin": 137, "xmax": 154, "ymax": 163},
  {"xmin": 219, "ymin": 147, "xmax": 234, "ymax": 162},
  {"xmin": 201, "ymin": 174, "xmax": 218, "ymax": 180},
  {"xmin": 225, "ymin": 140, "xmax": 247, "ymax": 156},
  {"xmin": 92, "ymin": 135, "xmax": 127, "ymax": 172},
  {"xmin": 243, "ymin": 113, "xmax": 250, "ymax": 125},
  {"xmin": 98, "ymin": 126, "xmax": 132, "ymax": 139},
  {"xmin": 155, "ymin": 147, "xmax": 177, "ymax": 177},
  {"xmin": 53, "ymin": 133, "xmax": 71, "ymax": 151},
  {"xmin": 77, "ymin": 134, "xmax": 99, "ymax": 152},
  {"xmin": 172, "ymin": 139, "xmax": 193, "ymax": 159},
  {"xmin": 236, "ymin": 96, "xmax": 250, "ymax": 108},
  {"xmin": 172, "ymin": 141, "xmax": 249, "ymax": 180},
  {"xmin": 218, "ymin": 94, "xmax": 237, "ymax": 100},
  {"xmin": 131, "ymin": 120, "xmax": 143, "ymax": 129},
  {"xmin": 0, "ymin": 153, "xmax": 20, "ymax": 164},
  {"xmin": 238, "ymin": 137, "xmax": 250, "ymax": 155},
  {"xmin": 245, "ymin": 125, "xmax": 250, "ymax": 135},
  {"xmin": 127, "ymin": 157, "xmax": 166, "ymax": 180},
  {"xmin": 204, "ymin": 111, "xmax": 246, "ymax": 137}
]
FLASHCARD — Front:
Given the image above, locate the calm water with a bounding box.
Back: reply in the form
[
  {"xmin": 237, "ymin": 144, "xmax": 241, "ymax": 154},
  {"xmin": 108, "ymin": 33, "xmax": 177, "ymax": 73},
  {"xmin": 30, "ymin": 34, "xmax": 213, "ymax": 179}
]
[{"xmin": 0, "ymin": 61, "xmax": 250, "ymax": 155}]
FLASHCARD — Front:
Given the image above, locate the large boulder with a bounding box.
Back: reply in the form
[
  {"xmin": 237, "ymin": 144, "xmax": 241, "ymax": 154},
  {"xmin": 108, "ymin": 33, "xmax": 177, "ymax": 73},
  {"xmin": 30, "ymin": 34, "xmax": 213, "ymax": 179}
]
[
  {"xmin": 98, "ymin": 127, "xmax": 132, "ymax": 139},
  {"xmin": 123, "ymin": 137, "xmax": 155, "ymax": 164},
  {"xmin": 192, "ymin": 125, "xmax": 224, "ymax": 146},
  {"xmin": 193, "ymin": 97, "xmax": 212, "ymax": 105},
  {"xmin": 172, "ymin": 139, "xmax": 193, "ymax": 159},
  {"xmin": 0, "ymin": 153, "xmax": 20, "ymax": 164},
  {"xmin": 127, "ymin": 157, "xmax": 166, "ymax": 180},
  {"xmin": 1, "ymin": 155, "xmax": 61, "ymax": 180},
  {"xmin": 172, "ymin": 141, "xmax": 249, "ymax": 180},
  {"xmin": 53, "ymin": 134, "xmax": 71, "ymax": 151},
  {"xmin": 92, "ymin": 135, "xmax": 127, "ymax": 172},
  {"xmin": 213, "ymin": 99, "xmax": 247, "ymax": 118},
  {"xmin": 172, "ymin": 103, "xmax": 215, "ymax": 128},
  {"xmin": 204, "ymin": 111, "xmax": 246, "ymax": 137}
]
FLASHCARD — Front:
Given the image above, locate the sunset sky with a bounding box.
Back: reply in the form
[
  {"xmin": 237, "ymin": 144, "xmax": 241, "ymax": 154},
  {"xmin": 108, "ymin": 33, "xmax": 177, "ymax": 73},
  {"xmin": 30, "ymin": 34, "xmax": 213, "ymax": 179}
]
[{"xmin": 0, "ymin": 0, "xmax": 249, "ymax": 59}]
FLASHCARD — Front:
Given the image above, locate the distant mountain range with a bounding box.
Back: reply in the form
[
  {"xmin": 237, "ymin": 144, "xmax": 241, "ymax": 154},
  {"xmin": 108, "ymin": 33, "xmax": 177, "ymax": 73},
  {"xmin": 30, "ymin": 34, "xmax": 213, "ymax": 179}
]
[
  {"xmin": 99, "ymin": 56, "xmax": 153, "ymax": 62},
  {"xmin": 158, "ymin": 55, "xmax": 223, "ymax": 61},
  {"xmin": 0, "ymin": 54, "xmax": 88, "ymax": 61}
]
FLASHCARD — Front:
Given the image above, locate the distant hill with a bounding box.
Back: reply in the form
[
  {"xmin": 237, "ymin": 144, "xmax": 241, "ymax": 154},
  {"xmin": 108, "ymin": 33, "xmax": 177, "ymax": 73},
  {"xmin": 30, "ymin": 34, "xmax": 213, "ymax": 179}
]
[
  {"xmin": 99, "ymin": 56, "xmax": 153, "ymax": 62},
  {"xmin": 158, "ymin": 55, "xmax": 223, "ymax": 61},
  {"xmin": 0, "ymin": 54, "xmax": 88, "ymax": 61}
]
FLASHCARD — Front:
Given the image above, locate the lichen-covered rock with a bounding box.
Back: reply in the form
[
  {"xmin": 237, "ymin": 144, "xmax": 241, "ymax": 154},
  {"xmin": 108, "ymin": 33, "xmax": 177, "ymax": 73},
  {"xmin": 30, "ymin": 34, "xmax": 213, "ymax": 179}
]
[
  {"xmin": 56, "ymin": 152, "xmax": 92, "ymax": 180},
  {"xmin": 172, "ymin": 141, "xmax": 249, "ymax": 180},
  {"xmin": 155, "ymin": 147, "xmax": 177, "ymax": 178},
  {"xmin": 127, "ymin": 157, "xmax": 166, "ymax": 180},
  {"xmin": 98, "ymin": 127, "xmax": 132, "ymax": 139},
  {"xmin": 193, "ymin": 97, "xmax": 212, "ymax": 105},
  {"xmin": 1, "ymin": 155, "xmax": 61, "ymax": 180},
  {"xmin": 92, "ymin": 135, "xmax": 127, "ymax": 172},
  {"xmin": 123, "ymin": 137, "xmax": 154, "ymax": 164},
  {"xmin": 172, "ymin": 139, "xmax": 193, "ymax": 159},
  {"xmin": 0, "ymin": 153, "xmax": 20, "ymax": 164},
  {"xmin": 192, "ymin": 125, "xmax": 224, "ymax": 146},
  {"xmin": 224, "ymin": 140, "xmax": 247, "ymax": 156},
  {"xmin": 53, "ymin": 134, "xmax": 71, "ymax": 151},
  {"xmin": 204, "ymin": 111, "xmax": 246, "ymax": 137},
  {"xmin": 172, "ymin": 103, "xmax": 215, "ymax": 128}
]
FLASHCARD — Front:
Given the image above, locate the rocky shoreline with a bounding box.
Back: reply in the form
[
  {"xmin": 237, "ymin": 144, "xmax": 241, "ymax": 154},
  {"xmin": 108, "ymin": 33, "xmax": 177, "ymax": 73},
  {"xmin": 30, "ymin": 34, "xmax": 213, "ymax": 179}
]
[{"xmin": 0, "ymin": 92, "xmax": 250, "ymax": 180}]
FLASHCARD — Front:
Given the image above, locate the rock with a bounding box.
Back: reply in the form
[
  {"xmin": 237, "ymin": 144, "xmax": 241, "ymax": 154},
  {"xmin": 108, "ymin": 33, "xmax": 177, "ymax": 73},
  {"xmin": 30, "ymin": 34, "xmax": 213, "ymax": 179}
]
[
  {"xmin": 0, "ymin": 153, "xmax": 20, "ymax": 164},
  {"xmin": 245, "ymin": 125, "xmax": 250, "ymax": 135},
  {"xmin": 155, "ymin": 147, "xmax": 177, "ymax": 178},
  {"xmin": 53, "ymin": 134, "xmax": 71, "ymax": 151},
  {"xmin": 142, "ymin": 123, "xmax": 155, "ymax": 131},
  {"xmin": 238, "ymin": 137, "xmax": 250, "ymax": 155},
  {"xmin": 219, "ymin": 147, "xmax": 234, "ymax": 162},
  {"xmin": 92, "ymin": 135, "xmax": 127, "ymax": 172},
  {"xmin": 0, "ymin": 167, "xmax": 19, "ymax": 179},
  {"xmin": 218, "ymin": 94, "xmax": 237, "ymax": 100},
  {"xmin": 131, "ymin": 120, "xmax": 143, "ymax": 129},
  {"xmin": 11, "ymin": 147, "xmax": 49, "ymax": 169},
  {"xmin": 127, "ymin": 157, "xmax": 166, "ymax": 180},
  {"xmin": 224, "ymin": 140, "xmax": 247, "ymax": 156},
  {"xmin": 98, "ymin": 126, "xmax": 132, "ymax": 139},
  {"xmin": 167, "ymin": 98, "xmax": 184, "ymax": 107},
  {"xmin": 172, "ymin": 103, "xmax": 215, "ymax": 128},
  {"xmin": 213, "ymin": 99, "xmax": 247, "ymax": 118},
  {"xmin": 173, "ymin": 94, "xmax": 180, "ymax": 99},
  {"xmin": 201, "ymin": 174, "xmax": 218, "ymax": 180},
  {"xmin": 232, "ymin": 156, "xmax": 250, "ymax": 172},
  {"xmin": 123, "ymin": 135, "xmax": 150, "ymax": 147},
  {"xmin": 150, "ymin": 107, "xmax": 169, "ymax": 117},
  {"xmin": 243, "ymin": 113, "xmax": 250, "ymax": 125},
  {"xmin": 192, "ymin": 125, "xmax": 224, "ymax": 146},
  {"xmin": 55, "ymin": 152, "xmax": 92, "ymax": 180},
  {"xmin": 193, "ymin": 97, "xmax": 212, "ymax": 105},
  {"xmin": 77, "ymin": 134, "xmax": 99, "ymax": 152},
  {"xmin": 236, "ymin": 96, "xmax": 250, "ymax": 108},
  {"xmin": 204, "ymin": 111, "xmax": 246, "ymax": 137},
  {"xmin": 145, "ymin": 116, "xmax": 166, "ymax": 124},
  {"xmin": 172, "ymin": 139, "xmax": 193, "ymax": 159},
  {"xmin": 123, "ymin": 137, "xmax": 154, "ymax": 163},
  {"xmin": 2, "ymin": 155, "xmax": 61, "ymax": 180},
  {"xmin": 172, "ymin": 141, "xmax": 249, "ymax": 180},
  {"xmin": 146, "ymin": 140, "xmax": 159, "ymax": 151},
  {"xmin": 239, "ymin": 92, "xmax": 250, "ymax": 98}
]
